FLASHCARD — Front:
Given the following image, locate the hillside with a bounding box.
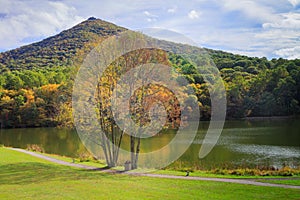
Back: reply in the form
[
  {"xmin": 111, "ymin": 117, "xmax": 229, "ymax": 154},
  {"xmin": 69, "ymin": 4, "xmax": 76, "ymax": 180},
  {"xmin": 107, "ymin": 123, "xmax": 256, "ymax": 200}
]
[
  {"xmin": 0, "ymin": 18, "xmax": 299, "ymax": 128},
  {"xmin": 0, "ymin": 17, "xmax": 258, "ymax": 72},
  {"xmin": 0, "ymin": 17, "xmax": 126, "ymax": 72}
]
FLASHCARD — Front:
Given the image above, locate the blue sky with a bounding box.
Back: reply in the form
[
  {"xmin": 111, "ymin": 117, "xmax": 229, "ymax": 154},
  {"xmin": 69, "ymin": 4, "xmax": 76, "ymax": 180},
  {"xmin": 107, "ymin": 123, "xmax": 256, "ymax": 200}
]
[{"xmin": 0, "ymin": 0, "xmax": 300, "ymax": 59}]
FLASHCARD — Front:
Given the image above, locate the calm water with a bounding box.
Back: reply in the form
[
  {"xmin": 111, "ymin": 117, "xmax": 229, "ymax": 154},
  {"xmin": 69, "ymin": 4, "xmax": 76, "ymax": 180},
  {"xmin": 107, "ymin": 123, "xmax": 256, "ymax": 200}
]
[{"xmin": 1, "ymin": 119, "xmax": 299, "ymax": 169}]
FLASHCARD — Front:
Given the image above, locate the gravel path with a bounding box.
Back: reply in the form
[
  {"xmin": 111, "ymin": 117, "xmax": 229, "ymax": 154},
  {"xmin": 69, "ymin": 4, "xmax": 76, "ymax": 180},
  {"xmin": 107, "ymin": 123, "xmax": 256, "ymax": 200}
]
[
  {"xmin": 128, "ymin": 173, "xmax": 300, "ymax": 189},
  {"xmin": 10, "ymin": 148, "xmax": 113, "ymax": 172},
  {"xmin": 10, "ymin": 148, "xmax": 300, "ymax": 189}
]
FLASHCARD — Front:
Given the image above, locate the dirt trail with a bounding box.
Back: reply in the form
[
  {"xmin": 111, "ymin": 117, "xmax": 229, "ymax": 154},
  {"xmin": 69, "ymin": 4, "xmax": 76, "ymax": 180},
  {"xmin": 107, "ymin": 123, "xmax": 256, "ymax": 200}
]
[
  {"xmin": 11, "ymin": 148, "xmax": 113, "ymax": 172},
  {"xmin": 10, "ymin": 148, "xmax": 300, "ymax": 190}
]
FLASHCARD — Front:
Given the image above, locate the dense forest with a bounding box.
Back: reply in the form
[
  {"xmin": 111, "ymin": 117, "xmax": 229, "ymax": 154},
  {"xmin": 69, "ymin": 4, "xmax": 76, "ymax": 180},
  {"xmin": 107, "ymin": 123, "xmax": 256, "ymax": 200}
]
[{"xmin": 0, "ymin": 18, "xmax": 299, "ymax": 128}]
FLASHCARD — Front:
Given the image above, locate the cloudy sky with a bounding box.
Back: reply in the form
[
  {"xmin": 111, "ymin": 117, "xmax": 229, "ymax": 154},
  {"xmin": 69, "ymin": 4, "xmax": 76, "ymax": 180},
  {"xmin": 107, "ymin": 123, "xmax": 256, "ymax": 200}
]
[{"xmin": 0, "ymin": 0, "xmax": 300, "ymax": 59}]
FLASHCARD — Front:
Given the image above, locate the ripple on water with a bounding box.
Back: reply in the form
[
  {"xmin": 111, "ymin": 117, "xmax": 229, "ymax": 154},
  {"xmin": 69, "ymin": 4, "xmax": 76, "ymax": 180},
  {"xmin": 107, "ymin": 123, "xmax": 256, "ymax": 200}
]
[{"xmin": 229, "ymin": 144, "xmax": 300, "ymax": 159}]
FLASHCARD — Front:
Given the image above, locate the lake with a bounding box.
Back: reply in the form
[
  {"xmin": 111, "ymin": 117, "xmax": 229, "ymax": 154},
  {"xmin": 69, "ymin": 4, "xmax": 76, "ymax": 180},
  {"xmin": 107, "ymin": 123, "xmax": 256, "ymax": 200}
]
[{"xmin": 1, "ymin": 119, "xmax": 299, "ymax": 169}]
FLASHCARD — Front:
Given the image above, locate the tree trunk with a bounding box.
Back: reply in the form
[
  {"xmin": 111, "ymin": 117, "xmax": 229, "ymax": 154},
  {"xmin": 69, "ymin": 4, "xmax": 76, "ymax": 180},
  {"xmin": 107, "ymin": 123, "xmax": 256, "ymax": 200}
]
[
  {"xmin": 134, "ymin": 137, "xmax": 141, "ymax": 169},
  {"xmin": 130, "ymin": 135, "xmax": 136, "ymax": 169}
]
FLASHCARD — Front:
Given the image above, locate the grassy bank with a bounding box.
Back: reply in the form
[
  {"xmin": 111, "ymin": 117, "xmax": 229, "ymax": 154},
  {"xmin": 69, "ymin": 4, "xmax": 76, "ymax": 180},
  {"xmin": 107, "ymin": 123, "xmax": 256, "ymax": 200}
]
[{"xmin": 0, "ymin": 147, "xmax": 300, "ymax": 199}]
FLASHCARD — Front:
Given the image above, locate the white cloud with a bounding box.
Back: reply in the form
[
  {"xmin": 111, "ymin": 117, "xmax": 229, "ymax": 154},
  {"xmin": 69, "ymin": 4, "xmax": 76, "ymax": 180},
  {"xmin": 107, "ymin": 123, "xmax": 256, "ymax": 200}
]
[
  {"xmin": 0, "ymin": 0, "xmax": 83, "ymax": 50},
  {"xmin": 144, "ymin": 11, "xmax": 151, "ymax": 16},
  {"xmin": 143, "ymin": 10, "xmax": 158, "ymax": 22},
  {"xmin": 143, "ymin": 11, "xmax": 158, "ymax": 18},
  {"xmin": 275, "ymin": 46, "xmax": 300, "ymax": 59},
  {"xmin": 167, "ymin": 6, "xmax": 177, "ymax": 13},
  {"xmin": 263, "ymin": 13, "xmax": 300, "ymax": 29},
  {"xmin": 218, "ymin": 0, "xmax": 279, "ymax": 22},
  {"xmin": 141, "ymin": 28, "xmax": 197, "ymax": 46},
  {"xmin": 254, "ymin": 12, "xmax": 300, "ymax": 58},
  {"xmin": 288, "ymin": 0, "xmax": 300, "ymax": 7},
  {"xmin": 188, "ymin": 10, "xmax": 200, "ymax": 19}
]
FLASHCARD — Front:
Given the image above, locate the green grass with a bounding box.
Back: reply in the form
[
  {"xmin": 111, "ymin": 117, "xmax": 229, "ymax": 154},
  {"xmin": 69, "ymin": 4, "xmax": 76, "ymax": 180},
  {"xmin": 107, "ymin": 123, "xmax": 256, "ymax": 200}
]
[{"xmin": 0, "ymin": 147, "xmax": 299, "ymax": 199}]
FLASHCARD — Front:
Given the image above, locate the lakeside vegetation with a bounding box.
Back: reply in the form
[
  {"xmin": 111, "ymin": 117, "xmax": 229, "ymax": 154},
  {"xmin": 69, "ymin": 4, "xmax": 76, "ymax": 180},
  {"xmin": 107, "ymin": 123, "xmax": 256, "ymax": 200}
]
[{"xmin": 0, "ymin": 147, "xmax": 299, "ymax": 199}]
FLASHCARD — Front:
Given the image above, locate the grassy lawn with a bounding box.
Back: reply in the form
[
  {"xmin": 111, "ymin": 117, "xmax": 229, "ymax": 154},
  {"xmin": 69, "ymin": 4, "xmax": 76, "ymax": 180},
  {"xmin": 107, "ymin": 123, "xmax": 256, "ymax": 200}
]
[{"xmin": 0, "ymin": 147, "xmax": 299, "ymax": 200}]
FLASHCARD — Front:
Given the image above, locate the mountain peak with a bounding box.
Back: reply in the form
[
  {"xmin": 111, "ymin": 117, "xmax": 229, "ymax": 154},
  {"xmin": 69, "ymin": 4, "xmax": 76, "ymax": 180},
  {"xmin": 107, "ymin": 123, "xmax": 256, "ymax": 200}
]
[
  {"xmin": 87, "ymin": 17, "xmax": 97, "ymax": 21},
  {"xmin": 0, "ymin": 18, "xmax": 126, "ymax": 72}
]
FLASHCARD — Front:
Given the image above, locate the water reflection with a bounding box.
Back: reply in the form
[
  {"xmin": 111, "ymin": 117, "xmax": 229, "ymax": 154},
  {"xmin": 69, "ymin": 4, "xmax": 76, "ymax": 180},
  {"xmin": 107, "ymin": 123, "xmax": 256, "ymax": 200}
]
[{"xmin": 0, "ymin": 119, "xmax": 299, "ymax": 169}]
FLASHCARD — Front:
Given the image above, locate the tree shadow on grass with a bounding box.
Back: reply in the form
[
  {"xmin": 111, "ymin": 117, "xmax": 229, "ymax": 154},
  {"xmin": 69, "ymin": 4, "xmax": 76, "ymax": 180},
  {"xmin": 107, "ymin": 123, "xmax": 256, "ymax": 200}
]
[{"xmin": 0, "ymin": 162, "xmax": 113, "ymax": 185}]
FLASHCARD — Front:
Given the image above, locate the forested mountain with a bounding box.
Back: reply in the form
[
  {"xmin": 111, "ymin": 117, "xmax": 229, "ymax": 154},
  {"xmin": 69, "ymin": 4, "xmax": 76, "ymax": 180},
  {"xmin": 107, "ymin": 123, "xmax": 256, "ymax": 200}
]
[
  {"xmin": 0, "ymin": 17, "xmax": 126, "ymax": 72},
  {"xmin": 0, "ymin": 18, "xmax": 299, "ymax": 128}
]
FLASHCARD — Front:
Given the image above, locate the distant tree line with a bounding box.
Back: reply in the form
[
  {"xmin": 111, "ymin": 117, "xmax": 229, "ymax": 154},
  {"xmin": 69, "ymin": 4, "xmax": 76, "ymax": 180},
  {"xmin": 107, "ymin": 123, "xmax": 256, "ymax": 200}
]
[
  {"xmin": 0, "ymin": 51, "xmax": 300, "ymax": 128},
  {"xmin": 173, "ymin": 52, "xmax": 300, "ymax": 119}
]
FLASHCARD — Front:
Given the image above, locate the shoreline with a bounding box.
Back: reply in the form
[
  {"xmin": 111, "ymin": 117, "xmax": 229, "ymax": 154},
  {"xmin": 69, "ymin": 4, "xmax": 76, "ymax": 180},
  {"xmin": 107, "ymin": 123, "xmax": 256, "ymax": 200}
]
[
  {"xmin": 243, "ymin": 115, "xmax": 297, "ymax": 121},
  {"xmin": 0, "ymin": 116, "xmax": 299, "ymax": 129}
]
